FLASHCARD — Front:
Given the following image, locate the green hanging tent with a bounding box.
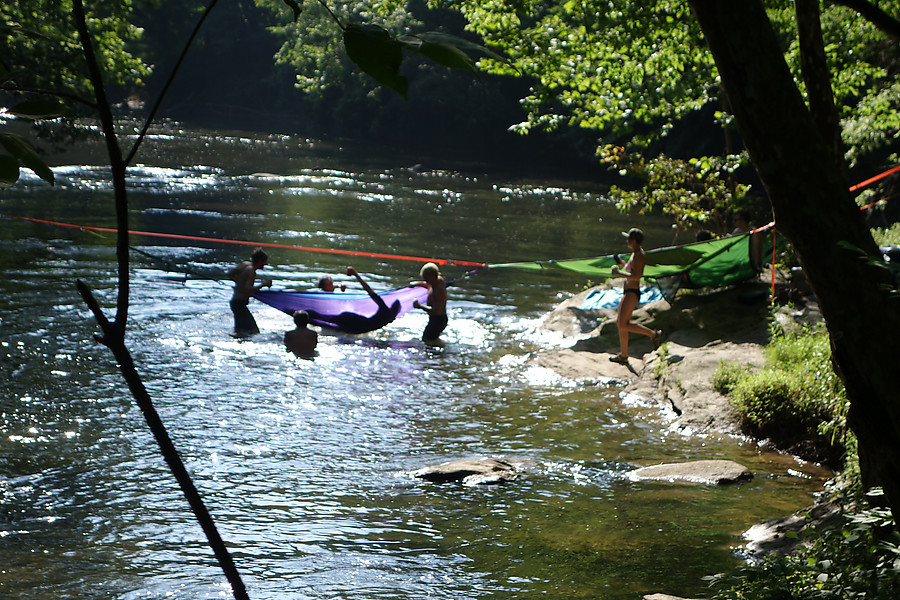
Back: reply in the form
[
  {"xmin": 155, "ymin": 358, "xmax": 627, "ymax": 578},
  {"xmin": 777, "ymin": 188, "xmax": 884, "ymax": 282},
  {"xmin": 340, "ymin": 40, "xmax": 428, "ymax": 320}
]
[{"xmin": 489, "ymin": 230, "xmax": 781, "ymax": 296}]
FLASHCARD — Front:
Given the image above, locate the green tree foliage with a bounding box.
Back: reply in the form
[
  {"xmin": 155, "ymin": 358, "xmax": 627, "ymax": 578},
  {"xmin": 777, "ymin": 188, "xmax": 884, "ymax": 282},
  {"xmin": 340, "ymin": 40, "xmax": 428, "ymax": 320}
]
[
  {"xmin": 1, "ymin": 0, "xmax": 148, "ymax": 187},
  {"xmin": 2, "ymin": 0, "xmax": 148, "ymax": 97},
  {"xmin": 709, "ymin": 490, "xmax": 900, "ymax": 600},
  {"xmin": 131, "ymin": 0, "xmax": 303, "ymax": 127},
  {"xmin": 256, "ymin": 0, "xmax": 535, "ymax": 146},
  {"xmin": 714, "ymin": 322, "xmax": 849, "ymax": 466},
  {"xmin": 439, "ymin": 0, "xmax": 900, "ymax": 230}
]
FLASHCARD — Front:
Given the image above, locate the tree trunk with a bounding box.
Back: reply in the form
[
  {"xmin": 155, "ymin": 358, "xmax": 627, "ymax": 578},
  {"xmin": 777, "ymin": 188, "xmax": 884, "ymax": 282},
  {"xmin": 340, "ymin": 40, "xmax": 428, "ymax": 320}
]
[
  {"xmin": 795, "ymin": 0, "xmax": 844, "ymax": 175},
  {"xmin": 689, "ymin": 0, "xmax": 900, "ymax": 522}
]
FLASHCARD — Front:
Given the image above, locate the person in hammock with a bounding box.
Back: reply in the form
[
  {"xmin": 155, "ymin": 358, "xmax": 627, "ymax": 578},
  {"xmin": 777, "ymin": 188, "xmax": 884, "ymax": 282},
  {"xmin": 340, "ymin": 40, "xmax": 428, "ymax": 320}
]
[{"xmin": 305, "ymin": 266, "xmax": 400, "ymax": 334}]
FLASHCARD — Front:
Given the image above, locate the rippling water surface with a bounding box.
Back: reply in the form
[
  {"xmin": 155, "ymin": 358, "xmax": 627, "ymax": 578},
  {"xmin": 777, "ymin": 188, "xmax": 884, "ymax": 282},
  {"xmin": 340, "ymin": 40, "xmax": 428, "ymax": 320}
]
[{"xmin": 1, "ymin": 129, "xmax": 828, "ymax": 599}]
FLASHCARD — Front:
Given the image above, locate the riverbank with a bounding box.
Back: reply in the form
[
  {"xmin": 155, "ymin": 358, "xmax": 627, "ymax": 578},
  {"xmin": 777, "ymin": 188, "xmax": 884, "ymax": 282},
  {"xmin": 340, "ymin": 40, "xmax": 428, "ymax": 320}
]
[
  {"xmin": 529, "ymin": 279, "xmax": 836, "ymax": 569},
  {"xmin": 530, "ymin": 279, "xmax": 823, "ymax": 438}
]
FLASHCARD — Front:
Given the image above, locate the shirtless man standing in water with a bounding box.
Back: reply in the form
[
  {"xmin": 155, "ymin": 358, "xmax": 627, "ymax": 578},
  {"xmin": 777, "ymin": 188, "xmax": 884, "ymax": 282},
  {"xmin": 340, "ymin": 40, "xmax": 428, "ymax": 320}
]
[
  {"xmin": 228, "ymin": 247, "xmax": 272, "ymax": 336},
  {"xmin": 610, "ymin": 228, "xmax": 661, "ymax": 364},
  {"xmin": 412, "ymin": 262, "xmax": 448, "ymax": 344}
]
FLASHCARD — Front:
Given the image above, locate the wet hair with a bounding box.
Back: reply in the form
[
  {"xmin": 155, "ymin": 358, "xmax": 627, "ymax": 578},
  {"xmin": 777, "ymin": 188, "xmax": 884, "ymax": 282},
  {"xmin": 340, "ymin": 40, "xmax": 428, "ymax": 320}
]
[
  {"xmin": 293, "ymin": 310, "xmax": 310, "ymax": 327},
  {"xmin": 317, "ymin": 276, "xmax": 333, "ymax": 290},
  {"xmin": 251, "ymin": 247, "xmax": 268, "ymax": 264},
  {"xmin": 420, "ymin": 262, "xmax": 440, "ymax": 278},
  {"xmin": 696, "ymin": 229, "xmax": 713, "ymax": 242}
]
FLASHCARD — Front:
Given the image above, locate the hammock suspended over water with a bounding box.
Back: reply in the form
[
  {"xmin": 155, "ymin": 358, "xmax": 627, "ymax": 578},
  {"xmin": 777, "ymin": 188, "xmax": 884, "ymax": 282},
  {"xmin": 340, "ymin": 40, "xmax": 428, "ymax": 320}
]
[
  {"xmin": 489, "ymin": 229, "xmax": 782, "ymax": 301},
  {"xmin": 254, "ymin": 286, "xmax": 429, "ymax": 334}
]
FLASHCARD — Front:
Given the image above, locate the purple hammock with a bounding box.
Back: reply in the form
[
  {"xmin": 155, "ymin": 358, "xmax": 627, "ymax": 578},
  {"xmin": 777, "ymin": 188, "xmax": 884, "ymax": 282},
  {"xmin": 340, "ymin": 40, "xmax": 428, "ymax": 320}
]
[{"xmin": 254, "ymin": 286, "xmax": 429, "ymax": 334}]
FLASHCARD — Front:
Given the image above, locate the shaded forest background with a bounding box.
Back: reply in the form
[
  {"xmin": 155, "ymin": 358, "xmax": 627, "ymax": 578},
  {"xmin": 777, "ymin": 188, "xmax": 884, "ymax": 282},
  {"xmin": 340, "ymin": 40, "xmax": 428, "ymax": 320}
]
[{"xmin": 126, "ymin": 0, "xmax": 693, "ymax": 179}]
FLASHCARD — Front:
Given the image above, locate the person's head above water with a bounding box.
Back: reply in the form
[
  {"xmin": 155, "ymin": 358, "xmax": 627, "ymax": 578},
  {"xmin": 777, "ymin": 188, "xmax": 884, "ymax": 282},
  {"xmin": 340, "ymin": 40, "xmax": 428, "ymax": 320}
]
[
  {"xmin": 293, "ymin": 310, "xmax": 310, "ymax": 327},
  {"xmin": 251, "ymin": 247, "xmax": 268, "ymax": 267},
  {"xmin": 317, "ymin": 276, "xmax": 335, "ymax": 291},
  {"xmin": 420, "ymin": 262, "xmax": 440, "ymax": 280}
]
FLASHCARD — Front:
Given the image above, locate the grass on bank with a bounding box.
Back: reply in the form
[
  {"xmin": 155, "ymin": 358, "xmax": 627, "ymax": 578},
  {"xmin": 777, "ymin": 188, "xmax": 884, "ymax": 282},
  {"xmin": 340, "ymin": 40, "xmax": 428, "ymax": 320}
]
[
  {"xmin": 712, "ymin": 320, "xmax": 847, "ymax": 467},
  {"xmin": 707, "ymin": 222, "xmax": 900, "ymax": 598}
]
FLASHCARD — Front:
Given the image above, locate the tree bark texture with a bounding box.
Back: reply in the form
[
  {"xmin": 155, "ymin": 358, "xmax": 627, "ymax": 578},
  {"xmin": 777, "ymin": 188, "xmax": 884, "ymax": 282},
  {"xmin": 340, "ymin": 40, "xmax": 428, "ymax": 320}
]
[
  {"xmin": 689, "ymin": 0, "xmax": 900, "ymax": 522},
  {"xmin": 795, "ymin": 0, "xmax": 844, "ymax": 175}
]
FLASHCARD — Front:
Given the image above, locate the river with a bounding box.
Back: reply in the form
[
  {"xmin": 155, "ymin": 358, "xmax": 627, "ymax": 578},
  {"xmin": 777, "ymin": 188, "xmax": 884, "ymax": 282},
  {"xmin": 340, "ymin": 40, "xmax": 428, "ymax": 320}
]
[{"xmin": 0, "ymin": 127, "xmax": 828, "ymax": 599}]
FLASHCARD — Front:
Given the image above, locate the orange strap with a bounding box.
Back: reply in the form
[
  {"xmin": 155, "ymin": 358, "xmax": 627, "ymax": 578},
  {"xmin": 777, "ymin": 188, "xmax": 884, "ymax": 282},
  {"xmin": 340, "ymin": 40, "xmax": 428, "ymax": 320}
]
[
  {"xmin": 1, "ymin": 214, "xmax": 487, "ymax": 267},
  {"xmin": 849, "ymin": 164, "xmax": 900, "ymax": 192}
]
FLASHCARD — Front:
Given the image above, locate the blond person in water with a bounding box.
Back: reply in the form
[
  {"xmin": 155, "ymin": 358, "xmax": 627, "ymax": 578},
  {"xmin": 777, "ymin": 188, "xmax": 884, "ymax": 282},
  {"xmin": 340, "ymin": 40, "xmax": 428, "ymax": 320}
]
[
  {"xmin": 609, "ymin": 228, "xmax": 661, "ymax": 364},
  {"xmin": 411, "ymin": 262, "xmax": 448, "ymax": 344}
]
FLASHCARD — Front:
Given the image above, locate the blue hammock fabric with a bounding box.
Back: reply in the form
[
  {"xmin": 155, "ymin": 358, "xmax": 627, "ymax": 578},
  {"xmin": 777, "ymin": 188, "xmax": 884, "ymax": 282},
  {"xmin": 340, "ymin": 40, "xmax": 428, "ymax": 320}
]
[
  {"xmin": 580, "ymin": 285, "xmax": 666, "ymax": 310},
  {"xmin": 254, "ymin": 286, "xmax": 429, "ymax": 334}
]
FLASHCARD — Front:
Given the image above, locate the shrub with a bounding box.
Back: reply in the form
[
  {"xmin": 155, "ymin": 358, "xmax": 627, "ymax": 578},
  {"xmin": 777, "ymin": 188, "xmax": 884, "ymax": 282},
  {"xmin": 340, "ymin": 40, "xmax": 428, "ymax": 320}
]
[
  {"xmin": 712, "ymin": 360, "xmax": 748, "ymax": 395},
  {"xmin": 872, "ymin": 222, "xmax": 900, "ymax": 246},
  {"xmin": 708, "ymin": 489, "xmax": 900, "ymax": 600},
  {"xmin": 719, "ymin": 323, "xmax": 848, "ymax": 466}
]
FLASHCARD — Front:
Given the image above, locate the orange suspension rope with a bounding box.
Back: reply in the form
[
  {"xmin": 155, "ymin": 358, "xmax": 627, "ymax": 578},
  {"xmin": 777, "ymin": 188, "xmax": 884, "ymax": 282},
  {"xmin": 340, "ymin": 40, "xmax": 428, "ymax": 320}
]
[
  {"xmin": 849, "ymin": 164, "xmax": 900, "ymax": 192},
  {"xmin": 1, "ymin": 214, "xmax": 487, "ymax": 268}
]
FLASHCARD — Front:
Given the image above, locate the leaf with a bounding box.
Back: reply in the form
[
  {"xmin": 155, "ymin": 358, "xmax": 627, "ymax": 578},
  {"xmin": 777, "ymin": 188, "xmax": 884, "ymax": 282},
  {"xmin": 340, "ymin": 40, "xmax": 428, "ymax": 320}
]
[
  {"xmin": 0, "ymin": 154, "xmax": 20, "ymax": 188},
  {"xmin": 0, "ymin": 133, "xmax": 54, "ymax": 185},
  {"xmin": 399, "ymin": 31, "xmax": 508, "ymax": 72},
  {"xmin": 279, "ymin": 0, "xmax": 302, "ymax": 22},
  {"xmin": 7, "ymin": 99, "xmax": 69, "ymax": 120},
  {"xmin": 398, "ymin": 34, "xmax": 477, "ymax": 74},
  {"xmin": 343, "ymin": 23, "xmax": 408, "ymax": 99}
]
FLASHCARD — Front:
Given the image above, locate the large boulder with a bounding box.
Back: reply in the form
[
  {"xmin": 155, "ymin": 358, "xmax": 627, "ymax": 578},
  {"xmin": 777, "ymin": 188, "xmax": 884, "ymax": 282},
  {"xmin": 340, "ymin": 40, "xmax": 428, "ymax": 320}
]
[{"xmin": 627, "ymin": 459, "xmax": 752, "ymax": 485}]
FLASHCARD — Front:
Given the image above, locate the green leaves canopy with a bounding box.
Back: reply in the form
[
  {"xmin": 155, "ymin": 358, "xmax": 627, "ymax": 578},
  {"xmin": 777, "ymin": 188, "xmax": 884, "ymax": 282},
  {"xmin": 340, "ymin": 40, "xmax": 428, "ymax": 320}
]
[
  {"xmin": 259, "ymin": 0, "xmax": 499, "ymax": 101},
  {"xmin": 445, "ymin": 0, "xmax": 899, "ymax": 159},
  {"xmin": 1, "ymin": 0, "xmax": 148, "ymax": 187}
]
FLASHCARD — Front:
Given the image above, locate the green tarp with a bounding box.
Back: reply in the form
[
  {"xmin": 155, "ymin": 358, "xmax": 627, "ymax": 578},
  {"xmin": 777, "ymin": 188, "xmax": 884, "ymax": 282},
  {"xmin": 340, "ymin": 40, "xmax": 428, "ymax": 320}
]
[{"xmin": 490, "ymin": 231, "xmax": 777, "ymax": 289}]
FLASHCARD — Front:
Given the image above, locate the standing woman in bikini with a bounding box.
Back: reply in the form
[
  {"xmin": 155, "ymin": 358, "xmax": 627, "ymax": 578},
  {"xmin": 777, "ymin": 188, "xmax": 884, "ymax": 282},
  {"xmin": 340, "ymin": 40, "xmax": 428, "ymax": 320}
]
[{"xmin": 610, "ymin": 228, "xmax": 661, "ymax": 364}]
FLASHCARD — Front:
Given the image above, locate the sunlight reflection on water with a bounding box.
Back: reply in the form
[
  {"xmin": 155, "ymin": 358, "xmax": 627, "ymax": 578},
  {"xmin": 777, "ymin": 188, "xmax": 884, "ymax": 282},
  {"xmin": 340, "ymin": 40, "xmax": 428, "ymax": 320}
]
[{"xmin": 0, "ymin": 135, "xmax": 831, "ymax": 600}]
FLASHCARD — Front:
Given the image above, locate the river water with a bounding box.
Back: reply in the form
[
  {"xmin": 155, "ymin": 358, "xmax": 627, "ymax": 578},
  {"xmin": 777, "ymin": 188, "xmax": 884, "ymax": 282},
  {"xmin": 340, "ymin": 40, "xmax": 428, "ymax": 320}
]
[{"xmin": 1, "ymin": 128, "xmax": 828, "ymax": 599}]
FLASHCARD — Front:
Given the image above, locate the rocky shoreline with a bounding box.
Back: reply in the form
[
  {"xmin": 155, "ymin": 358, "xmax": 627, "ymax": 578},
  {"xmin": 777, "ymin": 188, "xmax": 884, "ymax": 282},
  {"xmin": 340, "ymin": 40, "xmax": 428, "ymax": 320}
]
[
  {"xmin": 530, "ymin": 280, "xmax": 822, "ymax": 438},
  {"xmin": 532, "ymin": 280, "xmax": 834, "ymax": 598},
  {"xmin": 413, "ymin": 280, "xmax": 835, "ymax": 600}
]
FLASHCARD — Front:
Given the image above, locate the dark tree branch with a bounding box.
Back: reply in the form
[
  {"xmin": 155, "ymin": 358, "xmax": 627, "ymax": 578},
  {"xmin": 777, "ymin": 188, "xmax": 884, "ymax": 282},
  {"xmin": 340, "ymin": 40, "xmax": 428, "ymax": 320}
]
[
  {"xmin": 689, "ymin": 0, "xmax": 900, "ymax": 526},
  {"xmin": 70, "ymin": 2, "xmax": 252, "ymax": 597},
  {"xmin": 833, "ymin": 0, "xmax": 900, "ymax": 41},
  {"xmin": 76, "ymin": 280, "xmax": 250, "ymax": 600},
  {"xmin": 72, "ymin": 0, "xmax": 130, "ymax": 337},
  {"xmin": 0, "ymin": 84, "xmax": 97, "ymax": 109},
  {"xmin": 796, "ymin": 0, "xmax": 844, "ymax": 174}
]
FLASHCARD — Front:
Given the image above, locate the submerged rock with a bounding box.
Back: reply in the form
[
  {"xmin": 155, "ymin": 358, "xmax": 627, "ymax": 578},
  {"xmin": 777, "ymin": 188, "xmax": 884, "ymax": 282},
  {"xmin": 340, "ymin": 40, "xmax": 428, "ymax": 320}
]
[
  {"xmin": 412, "ymin": 457, "xmax": 528, "ymax": 485},
  {"xmin": 628, "ymin": 459, "xmax": 752, "ymax": 485}
]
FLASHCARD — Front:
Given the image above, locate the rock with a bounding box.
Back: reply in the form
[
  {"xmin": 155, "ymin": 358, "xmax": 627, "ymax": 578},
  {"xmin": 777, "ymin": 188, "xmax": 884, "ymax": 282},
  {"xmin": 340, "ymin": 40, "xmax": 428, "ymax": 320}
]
[
  {"xmin": 412, "ymin": 457, "xmax": 522, "ymax": 485},
  {"xmin": 627, "ymin": 459, "xmax": 752, "ymax": 485},
  {"xmin": 742, "ymin": 500, "xmax": 840, "ymax": 556}
]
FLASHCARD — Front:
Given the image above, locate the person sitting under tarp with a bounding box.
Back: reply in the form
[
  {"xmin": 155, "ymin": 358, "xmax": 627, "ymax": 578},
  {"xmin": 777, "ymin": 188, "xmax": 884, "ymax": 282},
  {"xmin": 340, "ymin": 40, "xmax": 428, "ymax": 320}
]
[{"xmin": 306, "ymin": 266, "xmax": 401, "ymax": 334}]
